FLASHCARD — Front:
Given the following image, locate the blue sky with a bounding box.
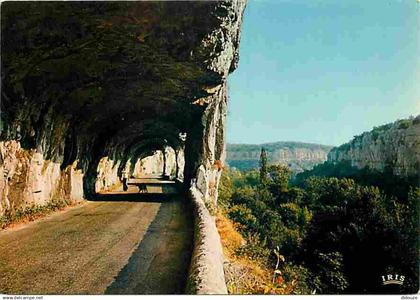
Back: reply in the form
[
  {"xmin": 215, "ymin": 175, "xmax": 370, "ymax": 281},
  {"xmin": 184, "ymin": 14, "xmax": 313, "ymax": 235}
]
[{"xmin": 227, "ymin": 0, "xmax": 419, "ymax": 146}]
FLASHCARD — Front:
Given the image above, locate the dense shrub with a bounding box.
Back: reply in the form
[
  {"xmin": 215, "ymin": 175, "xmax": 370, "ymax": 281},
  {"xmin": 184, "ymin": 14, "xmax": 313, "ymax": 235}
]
[
  {"xmin": 397, "ymin": 119, "xmax": 411, "ymax": 129},
  {"xmin": 228, "ymin": 204, "xmax": 258, "ymax": 231}
]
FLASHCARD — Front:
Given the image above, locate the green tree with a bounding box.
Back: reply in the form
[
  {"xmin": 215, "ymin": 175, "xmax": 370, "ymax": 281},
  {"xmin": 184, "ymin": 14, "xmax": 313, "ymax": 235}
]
[
  {"xmin": 217, "ymin": 169, "xmax": 234, "ymax": 209},
  {"xmin": 228, "ymin": 204, "xmax": 258, "ymax": 232},
  {"xmin": 267, "ymin": 164, "xmax": 292, "ymax": 196},
  {"xmin": 310, "ymin": 252, "xmax": 348, "ymax": 294},
  {"xmin": 259, "ymin": 147, "xmax": 269, "ymax": 186},
  {"xmin": 300, "ymin": 177, "xmax": 418, "ymax": 293}
]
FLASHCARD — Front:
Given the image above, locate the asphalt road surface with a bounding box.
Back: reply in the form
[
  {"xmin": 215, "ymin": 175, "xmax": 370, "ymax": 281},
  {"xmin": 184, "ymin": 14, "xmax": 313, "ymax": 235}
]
[{"xmin": 0, "ymin": 180, "xmax": 193, "ymax": 295}]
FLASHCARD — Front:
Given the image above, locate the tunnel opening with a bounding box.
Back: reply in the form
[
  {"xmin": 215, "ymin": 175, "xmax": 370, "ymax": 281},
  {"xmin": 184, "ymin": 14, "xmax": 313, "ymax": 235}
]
[
  {"xmin": 92, "ymin": 118, "xmax": 188, "ymax": 195},
  {"xmin": 94, "ymin": 131, "xmax": 187, "ymax": 198}
]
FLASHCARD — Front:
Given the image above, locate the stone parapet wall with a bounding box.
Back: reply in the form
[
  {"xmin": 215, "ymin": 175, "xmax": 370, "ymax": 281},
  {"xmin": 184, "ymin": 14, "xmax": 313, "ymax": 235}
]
[{"xmin": 186, "ymin": 186, "xmax": 227, "ymax": 294}]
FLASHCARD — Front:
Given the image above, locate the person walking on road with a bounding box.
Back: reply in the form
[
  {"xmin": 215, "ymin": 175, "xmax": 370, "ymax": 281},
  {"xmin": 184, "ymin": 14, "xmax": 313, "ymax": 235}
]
[{"xmin": 122, "ymin": 169, "xmax": 129, "ymax": 191}]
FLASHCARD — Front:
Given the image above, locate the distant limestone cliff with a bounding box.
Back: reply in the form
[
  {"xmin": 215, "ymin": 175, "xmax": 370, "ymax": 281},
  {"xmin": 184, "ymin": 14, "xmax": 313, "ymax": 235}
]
[
  {"xmin": 328, "ymin": 116, "xmax": 420, "ymax": 177},
  {"xmin": 226, "ymin": 142, "xmax": 333, "ymax": 172}
]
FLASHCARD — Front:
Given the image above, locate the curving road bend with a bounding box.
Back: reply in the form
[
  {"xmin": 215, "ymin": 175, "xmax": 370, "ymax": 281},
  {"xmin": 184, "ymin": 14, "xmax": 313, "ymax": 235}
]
[{"xmin": 0, "ymin": 180, "xmax": 193, "ymax": 295}]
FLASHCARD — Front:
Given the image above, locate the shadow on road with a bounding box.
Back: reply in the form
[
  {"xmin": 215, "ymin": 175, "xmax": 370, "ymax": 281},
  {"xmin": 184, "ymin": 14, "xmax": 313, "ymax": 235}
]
[
  {"xmin": 105, "ymin": 196, "xmax": 193, "ymax": 294},
  {"xmin": 91, "ymin": 193, "xmax": 174, "ymax": 203},
  {"xmin": 90, "ymin": 179, "xmax": 183, "ymax": 203}
]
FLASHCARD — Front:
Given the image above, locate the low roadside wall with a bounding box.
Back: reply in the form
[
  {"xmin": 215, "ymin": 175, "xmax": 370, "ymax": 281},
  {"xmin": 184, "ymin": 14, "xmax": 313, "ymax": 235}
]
[{"xmin": 186, "ymin": 186, "xmax": 227, "ymax": 294}]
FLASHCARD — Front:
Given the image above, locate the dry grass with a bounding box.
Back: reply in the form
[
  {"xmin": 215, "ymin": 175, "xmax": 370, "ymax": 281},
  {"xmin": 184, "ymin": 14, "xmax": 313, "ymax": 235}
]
[
  {"xmin": 216, "ymin": 212, "xmax": 245, "ymax": 256},
  {"xmin": 216, "ymin": 213, "xmax": 269, "ymax": 294},
  {"xmin": 0, "ymin": 199, "xmax": 82, "ymax": 230},
  {"xmin": 216, "ymin": 213, "xmax": 294, "ymax": 294}
]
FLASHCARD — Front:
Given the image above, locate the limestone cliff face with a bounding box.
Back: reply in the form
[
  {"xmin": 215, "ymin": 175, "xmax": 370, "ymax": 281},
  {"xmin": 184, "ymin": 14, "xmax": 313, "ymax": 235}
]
[
  {"xmin": 184, "ymin": 0, "xmax": 246, "ymax": 209},
  {"xmin": 327, "ymin": 116, "xmax": 420, "ymax": 177},
  {"xmin": 133, "ymin": 151, "xmax": 168, "ymax": 177},
  {"xmin": 132, "ymin": 148, "xmax": 185, "ymax": 179},
  {"xmin": 0, "ymin": 141, "xmax": 83, "ymax": 216},
  {"xmin": 227, "ymin": 142, "xmax": 332, "ymax": 173}
]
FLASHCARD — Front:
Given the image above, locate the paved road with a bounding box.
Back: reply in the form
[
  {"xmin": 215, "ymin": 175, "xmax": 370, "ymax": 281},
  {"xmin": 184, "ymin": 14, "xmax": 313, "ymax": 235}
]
[{"xmin": 0, "ymin": 181, "xmax": 193, "ymax": 295}]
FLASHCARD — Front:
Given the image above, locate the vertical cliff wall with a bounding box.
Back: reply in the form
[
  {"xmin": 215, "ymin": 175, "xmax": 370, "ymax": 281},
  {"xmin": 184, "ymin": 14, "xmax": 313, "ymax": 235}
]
[
  {"xmin": 0, "ymin": 140, "xmax": 83, "ymax": 216},
  {"xmin": 327, "ymin": 116, "xmax": 420, "ymax": 177}
]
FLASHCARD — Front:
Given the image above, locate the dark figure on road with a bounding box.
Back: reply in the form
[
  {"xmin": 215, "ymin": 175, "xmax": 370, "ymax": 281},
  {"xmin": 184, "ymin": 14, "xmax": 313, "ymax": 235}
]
[
  {"xmin": 122, "ymin": 170, "xmax": 129, "ymax": 191},
  {"xmin": 138, "ymin": 183, "xmax": 147, "ymax": 193}
]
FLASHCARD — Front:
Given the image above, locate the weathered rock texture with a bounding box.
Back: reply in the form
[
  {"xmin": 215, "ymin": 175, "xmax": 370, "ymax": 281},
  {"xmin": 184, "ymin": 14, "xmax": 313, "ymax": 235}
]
[
  {"xmin": 328, "ymin": 116, "xmax": 420, "ymax": 177},
  {"xmin": 95, "ymin": 156, "xmax": 121, "ymax": 192},
  {"xmin": 133, "ymin": 151, "xmax": 167, "ymax": 176},
  {"xmin": 227, "ymin": 142, "xmax": 332, "ymax": 173},
  {"xmin": 95, "ymin": 147, "xmax": 183, "ymax": 192},
  {"xmin": 1, "ymin": 0, "xmax": 246, "ymax": 294},
  {"xmin": 0, "ymin": 141, "xmax": 83, "ymax": 216},
  {"xmin": 132, "ymin": 147, "xmax": 182, "ymax": 178}
]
